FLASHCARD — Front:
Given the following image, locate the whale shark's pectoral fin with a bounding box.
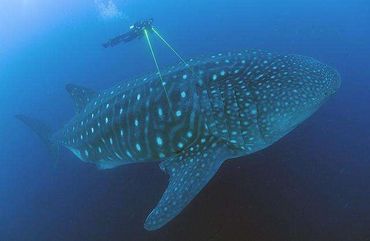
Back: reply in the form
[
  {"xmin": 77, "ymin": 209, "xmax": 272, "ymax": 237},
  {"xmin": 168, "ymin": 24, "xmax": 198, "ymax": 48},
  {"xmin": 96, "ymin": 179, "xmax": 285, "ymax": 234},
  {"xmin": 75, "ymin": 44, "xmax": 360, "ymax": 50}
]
[
  {"xmin": 65, "ymin": 84, "xmax": 97, "ymax": 113},
  {"xmin": 144, "ymin": 136, "xmax": 233, "ymax": 231}
]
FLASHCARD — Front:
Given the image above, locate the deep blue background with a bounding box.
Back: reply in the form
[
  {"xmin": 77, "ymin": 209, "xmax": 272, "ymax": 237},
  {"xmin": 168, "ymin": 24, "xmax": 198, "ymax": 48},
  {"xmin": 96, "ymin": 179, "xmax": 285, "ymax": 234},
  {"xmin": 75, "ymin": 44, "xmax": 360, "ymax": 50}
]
[{"xmin": 1, "ymin": 0, "xmax": 370, "ymax": 240}]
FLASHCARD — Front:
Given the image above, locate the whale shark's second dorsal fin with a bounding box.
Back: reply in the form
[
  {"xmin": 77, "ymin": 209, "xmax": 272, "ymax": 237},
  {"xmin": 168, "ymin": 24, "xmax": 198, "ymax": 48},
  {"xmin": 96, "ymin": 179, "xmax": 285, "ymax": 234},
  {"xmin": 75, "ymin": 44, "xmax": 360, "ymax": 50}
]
[{"xmin": 65, "ymin": 84, "xmax": 97, "ymax": 113}]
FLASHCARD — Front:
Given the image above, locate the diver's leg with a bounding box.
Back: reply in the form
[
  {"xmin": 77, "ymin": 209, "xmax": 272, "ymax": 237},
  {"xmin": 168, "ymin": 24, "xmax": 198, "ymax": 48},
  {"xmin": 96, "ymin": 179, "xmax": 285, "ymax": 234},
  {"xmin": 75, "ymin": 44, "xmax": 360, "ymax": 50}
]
[{"xmin": 102, "ymin": 33, "xmax": 131, "ymax": 48}]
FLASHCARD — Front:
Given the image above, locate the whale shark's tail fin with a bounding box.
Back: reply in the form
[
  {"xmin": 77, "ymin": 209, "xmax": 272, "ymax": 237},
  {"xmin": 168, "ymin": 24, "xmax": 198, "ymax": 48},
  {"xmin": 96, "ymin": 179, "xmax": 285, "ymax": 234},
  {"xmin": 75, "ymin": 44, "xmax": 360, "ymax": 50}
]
[{"xmin": 15, "ymin": 115, "xmax": 60, "ymax": 164}]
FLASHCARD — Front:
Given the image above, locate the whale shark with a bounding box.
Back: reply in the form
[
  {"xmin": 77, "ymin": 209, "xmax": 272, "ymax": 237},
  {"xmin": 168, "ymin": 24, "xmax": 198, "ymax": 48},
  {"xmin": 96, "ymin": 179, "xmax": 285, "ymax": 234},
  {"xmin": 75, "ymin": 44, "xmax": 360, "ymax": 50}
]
[{"xmin": 17, "ymin": 50, "xmax": 340, "ymax": 230}]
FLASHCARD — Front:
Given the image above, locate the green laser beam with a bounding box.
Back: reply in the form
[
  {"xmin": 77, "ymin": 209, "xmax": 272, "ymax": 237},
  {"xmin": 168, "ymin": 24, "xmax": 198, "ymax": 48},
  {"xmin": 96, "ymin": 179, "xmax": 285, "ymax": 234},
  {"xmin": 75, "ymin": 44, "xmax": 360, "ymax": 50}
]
[
  {"xmin": 144, "ymin": 29, "xmax": 174, "ymax": 117},
  {"xmin": 152, "ymin": 27, "xmax": 200, "ymax": 79},
  {"xmin": 152, "ymin": 27, "xmax": 190, "ymax": 67}
]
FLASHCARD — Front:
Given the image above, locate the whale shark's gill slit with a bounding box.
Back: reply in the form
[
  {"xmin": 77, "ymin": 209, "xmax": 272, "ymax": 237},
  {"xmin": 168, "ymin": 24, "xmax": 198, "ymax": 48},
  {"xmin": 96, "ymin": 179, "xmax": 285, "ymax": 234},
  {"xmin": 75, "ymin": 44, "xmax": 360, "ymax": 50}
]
[
  {"xmin": 225, "ymin": 78, "xmax": 244, "ymax": 146},
  {"xmin": 124, "ymin": 91, "xmax": 135, "ymax": 160},
  {"xmin": 246, "ymin": 74, "xmax": 266, "ymax": 144},
  {"xmin": 254, "ymin": 102, "xmax": 266, "ymax": 144},
  {"xmin": 232, "ymin": 84, "xmax": 247, "ymax": 148},
  {"xmin": 111, "ymin": 95, "xmax": 124, "ymax": 161}
]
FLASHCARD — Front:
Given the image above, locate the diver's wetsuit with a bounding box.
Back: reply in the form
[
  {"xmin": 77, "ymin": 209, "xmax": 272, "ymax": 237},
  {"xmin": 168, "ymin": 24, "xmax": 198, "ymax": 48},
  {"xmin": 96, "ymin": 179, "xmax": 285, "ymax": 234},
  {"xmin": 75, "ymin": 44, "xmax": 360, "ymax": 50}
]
[{"xmin": 103, "ymin": 18, "xmax": 154, "ymax": 48}]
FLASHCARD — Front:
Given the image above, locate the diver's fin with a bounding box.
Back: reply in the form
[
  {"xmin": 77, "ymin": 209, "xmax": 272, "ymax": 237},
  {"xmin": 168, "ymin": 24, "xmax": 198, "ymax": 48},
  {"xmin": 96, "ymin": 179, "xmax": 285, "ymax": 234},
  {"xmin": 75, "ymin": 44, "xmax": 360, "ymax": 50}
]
[
  {"xmin": 15, "ymin": 115, "xmax": 60, "ymax": 162},
  {"xmin": 65, "ymin": 84, "xmax": 97, "ymax": 113},
  {"xmin": 144, "ymin": 136, "xmax": 233, "ymax": 230}
]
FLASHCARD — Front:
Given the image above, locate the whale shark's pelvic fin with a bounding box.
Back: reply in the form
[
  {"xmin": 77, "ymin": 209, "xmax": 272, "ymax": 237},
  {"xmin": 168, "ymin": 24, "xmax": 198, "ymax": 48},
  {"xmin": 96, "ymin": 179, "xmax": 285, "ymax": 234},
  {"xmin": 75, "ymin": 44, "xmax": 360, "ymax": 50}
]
[
  {"xmin": 144, "ymin": 136, "xmax": 233, "ymax": 230},
  {"xmin": 65, "ymin": 84, "xmax": 97, "ymax": 113}
]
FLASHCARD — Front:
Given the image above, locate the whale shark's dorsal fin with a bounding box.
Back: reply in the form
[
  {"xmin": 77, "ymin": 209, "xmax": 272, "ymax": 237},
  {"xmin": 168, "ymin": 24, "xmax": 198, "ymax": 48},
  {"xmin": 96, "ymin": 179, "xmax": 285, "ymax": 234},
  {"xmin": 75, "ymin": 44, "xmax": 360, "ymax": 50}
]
[
  {"xmin": 65, "ymin": 84, "xmax": 97, "ymax": 113},
  {"xmin": 144, "ymin": 136, "xmax": 235, "ymax": 230}
]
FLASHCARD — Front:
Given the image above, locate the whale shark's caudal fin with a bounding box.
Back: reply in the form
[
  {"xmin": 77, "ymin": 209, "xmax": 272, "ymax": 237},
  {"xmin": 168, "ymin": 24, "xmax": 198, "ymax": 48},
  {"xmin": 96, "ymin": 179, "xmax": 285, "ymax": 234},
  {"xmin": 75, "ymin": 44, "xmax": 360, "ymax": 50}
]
[
  {"xmin": 65, "ymin": 84, "xmax": 97, "ymax": 113},
  {"xmin": 144, "ymin": 136, "xmax": 235, "ymax": 231},
  {"xmin": 15, "ymin": 115, "xmax": 60, "ymax": 163}
]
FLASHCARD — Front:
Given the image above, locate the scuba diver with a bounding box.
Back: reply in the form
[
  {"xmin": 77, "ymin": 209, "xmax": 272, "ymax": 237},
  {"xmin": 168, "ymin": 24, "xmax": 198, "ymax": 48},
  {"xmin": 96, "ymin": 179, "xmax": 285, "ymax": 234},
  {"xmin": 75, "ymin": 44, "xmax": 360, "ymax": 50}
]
[
  {"xmin": 102, "ymin": 17, "xmax": 192, "ymax": 117},
  {"xmin": 102, "ymin": 18, "xmax": 154, "ymax": 48}
]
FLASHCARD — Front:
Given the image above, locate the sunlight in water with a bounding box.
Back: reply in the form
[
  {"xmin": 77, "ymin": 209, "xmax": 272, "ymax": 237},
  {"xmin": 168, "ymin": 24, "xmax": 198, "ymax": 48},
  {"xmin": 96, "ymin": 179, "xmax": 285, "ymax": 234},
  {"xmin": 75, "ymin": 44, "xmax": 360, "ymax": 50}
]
[{"xmin": 94, "ymin": 0, "xmax": 128, "ymax": 20}]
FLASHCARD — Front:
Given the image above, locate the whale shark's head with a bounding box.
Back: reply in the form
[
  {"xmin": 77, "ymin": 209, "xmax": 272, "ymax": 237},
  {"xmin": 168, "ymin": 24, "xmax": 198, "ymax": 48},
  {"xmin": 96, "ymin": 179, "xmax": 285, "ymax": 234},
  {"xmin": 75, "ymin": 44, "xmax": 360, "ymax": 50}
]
[
  {"xmin": 246, "ymin": 53, "xmax": 341, "ymax": 144},
  {"xmin": 198, "ymin": 50, "xmax": 341, "ymax": 150}
]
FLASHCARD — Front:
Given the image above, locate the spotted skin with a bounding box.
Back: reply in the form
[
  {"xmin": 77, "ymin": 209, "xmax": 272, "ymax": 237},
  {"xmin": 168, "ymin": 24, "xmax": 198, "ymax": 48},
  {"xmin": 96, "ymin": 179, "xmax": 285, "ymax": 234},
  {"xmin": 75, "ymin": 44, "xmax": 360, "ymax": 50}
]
[
  {"xmin": 55, "ymin": 66, "xmax": 202, "ymax": 168},
  {"xmin": 35, "ymin": 50, "xmax": 340, "ymax": 230}
]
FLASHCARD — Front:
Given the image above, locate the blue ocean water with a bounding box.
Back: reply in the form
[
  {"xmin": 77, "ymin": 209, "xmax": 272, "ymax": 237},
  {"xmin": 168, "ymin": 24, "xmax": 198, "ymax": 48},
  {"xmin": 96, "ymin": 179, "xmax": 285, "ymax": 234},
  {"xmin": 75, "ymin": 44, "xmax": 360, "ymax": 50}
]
[{"xmin": 1, "ymin": 0, "xmax": 369, "ymax": 240}]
